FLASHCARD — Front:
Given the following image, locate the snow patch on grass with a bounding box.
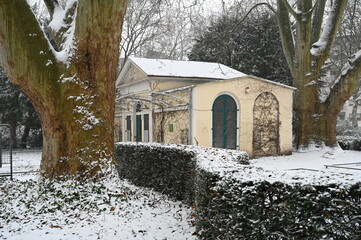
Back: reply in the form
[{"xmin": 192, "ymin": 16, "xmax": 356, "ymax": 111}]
[
  {"xmin": 0, "ymin": 151, "xmax": 195, "ymax": 240},
  {"xmin": 0, "ymin": 176, "xmax": 195, "ymax": 240}
]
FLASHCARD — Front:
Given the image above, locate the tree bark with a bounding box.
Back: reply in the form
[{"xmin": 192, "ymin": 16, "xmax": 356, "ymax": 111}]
[
  {"xmin": 276, "ymin": 0, "xmax": 361, "ymax": 148},
  {"xmin": 0, "ymin": 0, "xmax": 128, "ymax": 179}
]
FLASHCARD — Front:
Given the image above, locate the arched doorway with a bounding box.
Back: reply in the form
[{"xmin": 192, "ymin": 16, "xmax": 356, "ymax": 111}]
[
  {"xmin": 253, "ymin": 92, "xmax": 280, "ymax": 156},
  {"xmin": 212, "ymin": 94, "xmax": 238, "ymax": 149}
]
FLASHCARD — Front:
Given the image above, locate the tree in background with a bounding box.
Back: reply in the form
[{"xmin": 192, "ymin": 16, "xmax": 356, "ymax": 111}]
[
  {"xmin": 189, "ymin": 10, "xmax": 292, "ymax": 85},
  {"xmin": 0, "ymin": 68, "xmax": 22, "ymax": 148},
  {"xmin": 20, "ymin": 98, "xmax": 42, "ymax": 148},
  {"xmin": 330, "ymin": 0, "xmax": 361, "ymax": 129},
  {"xmin": 0, "ymin": 0, "xmax": 128, "ymax": 179},
  {"xmin": 120, "ymin": 0, "xmax": 163, "ymax": 62},
  {"xmin": 0, "ymin": 67, "xmax": 41, "ymax": 148},
  {"xmin": 120, "ymin": 0, "xmax": 206, "ymax": 62}
]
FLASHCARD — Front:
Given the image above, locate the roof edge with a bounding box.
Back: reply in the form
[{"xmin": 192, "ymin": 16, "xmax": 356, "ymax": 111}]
[{"xmin": 245, "ymin": 75, "xmax": 297, "ymax": 90}]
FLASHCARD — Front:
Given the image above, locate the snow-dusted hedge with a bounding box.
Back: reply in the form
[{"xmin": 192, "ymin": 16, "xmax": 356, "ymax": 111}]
[
  {"xmin": 196, "ymin": 173, "xmax": 361, "ymax": 239},
  {"xmin": 114, "ymin": 143, "xmax": 361, "ymax": 239},
  {"xmin": 338, "ymin": 136, "xmax": 361, "ymax": 151},
  {"xmin": 114, "ymin": 142, "xmax": 249, "ymax": 204},
  {"xmin": 114, "ymin": 143, "xmax": 197, "ymax": 203}
]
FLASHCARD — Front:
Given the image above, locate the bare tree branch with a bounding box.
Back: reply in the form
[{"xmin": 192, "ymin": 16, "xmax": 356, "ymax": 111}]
[
  {"xmin": 0, "ymin": 0, "xmax": 59, "ymax": 86},
  {"xmin": 230, "ymin": 2, "xmax": 276, "ymax": 32},
  {"xmin": 280, "ymin": 0, "xmax": 299, "ymax": 19},
  {"xmin": 308, "ymin": 0, "xmax": 322, "ymax": 14},
  {"xmin": 43, "ymin": 0, "xmax": 61, "ymax": 19},
  {"xmin": 326, "ymin": 50, "xmax": 361, "ymax": 108},
  {"xmin": 121, "ymin": 0, "xmax": 163, "ymax": 59},
  {"xmin": 47, "ymin": 1, "xmax": 77, "ymax": 54},
  {"xmin": 310, "ymin": 1, "xmax": 347, "ymax": 70},
  {"xmin": 311, "ymin": 0, "xmax": 326, "ymax": 44},
  {"xmin": 276, "ymin": 0, "xmax": 296, "ymax": 73},
  {"xmin": 0, "ymin": 0, "xmax": 61, "ymax": 130}
]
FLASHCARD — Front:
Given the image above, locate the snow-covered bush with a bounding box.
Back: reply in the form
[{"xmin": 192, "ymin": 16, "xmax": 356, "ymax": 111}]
[
  {"xmin": 115, "ymin": 143, "xmax": 197, "ymax": 204},
  {"xmin": 114, "ymin": 142, "xmax": 361, "ymax": 239},
  {"xmin": 196, "ymin": 173, "xmax": 361, "ymax": 239},
  {"xmin": 114, "ymin": 142, "xmax": 249, "ymax": 204},
  {"xmin": 337, "ymin": 119, "xmax": 361, "ymax": 150},
  {"xmin": 338, "ymin": 135, "xmax": 361, "ymax": 151},
  {"xmin": 337, "ymin": 119, "xmax": 361, "ymax": 136}
]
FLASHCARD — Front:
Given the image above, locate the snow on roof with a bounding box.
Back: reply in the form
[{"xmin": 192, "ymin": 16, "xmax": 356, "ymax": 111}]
[{"xmin": 129, "ymin": 57, "xmax": 247, "ymax": 80}]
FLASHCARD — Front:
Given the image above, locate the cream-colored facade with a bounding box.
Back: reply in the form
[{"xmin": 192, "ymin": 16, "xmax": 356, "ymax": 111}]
[
  {"xmin": 116, "ymin": 57, "xmax": 295, "ymax": 158},
  {"xmin": 191, "ymin": 77, "xmax": 294, "ymax": 157}
]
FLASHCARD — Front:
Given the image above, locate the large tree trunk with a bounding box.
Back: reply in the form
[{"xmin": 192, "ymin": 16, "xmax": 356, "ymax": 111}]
[
  {"xmin": 276, "ymin": 0, "xmax": 361, "ymax": 149},
  {"xmin": 291, "ymin": 57, "xmax": 361, "ymax": 148},
  {"xmin": 292, "ymin": 84, "xmax": 341, "ymax": 148},
  {"xmin": 0, "ymin": 0, "xmax": 128, "ymax": 179}
]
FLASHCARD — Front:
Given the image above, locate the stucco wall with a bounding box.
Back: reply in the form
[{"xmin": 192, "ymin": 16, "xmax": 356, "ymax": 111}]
[
  {"xmin": 152, "ymin": 80, "xmax": 196, "ymax": 91},
  {"xmin": 151, "ymin": 88, "xmax": 190, "ymax": 144},
  {"xmin": 192, "ymin": 77, "xmax": 294, "ymax": 158},
  {"xmin": 120, "ymin": 65, "xmax": 147, "ymax": 85},
  {"xmin": 114, "ymin": 116, "xmax": 122, "ymax": 142},
  {"xmin": 117, "ymin": 80, "xmax": 192, "ymax": 144},
  {"xmin": 153, "ymin": 110, "xmax": 189, "ymax": 145}
]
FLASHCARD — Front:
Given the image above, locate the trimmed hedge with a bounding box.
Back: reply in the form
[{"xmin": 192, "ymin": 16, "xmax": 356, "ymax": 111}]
[
  {"xmin": 338, "ymin": 136, "xmax": 361, "ymax": 151},
  {"xmin": 115, "ymin": 142, "xmax": 361, "ymax": 239},
  {"xmin": 115, "ymin": 143, "xmax": 196, "ymax": 203},
  {"xmin": 196, "ymin": 171, "xmax": 361, "ymax": 239}
]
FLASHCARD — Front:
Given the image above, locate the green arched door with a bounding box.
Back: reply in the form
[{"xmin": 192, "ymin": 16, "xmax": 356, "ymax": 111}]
[{"xmin": 212, "ymin": 94, "xmax": 238, "ymax": 149}]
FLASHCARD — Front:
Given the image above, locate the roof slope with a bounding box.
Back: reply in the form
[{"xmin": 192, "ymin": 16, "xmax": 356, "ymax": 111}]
[{"xmin": 130, "ymin": 57, "xmax": 246, "ymax": 80}]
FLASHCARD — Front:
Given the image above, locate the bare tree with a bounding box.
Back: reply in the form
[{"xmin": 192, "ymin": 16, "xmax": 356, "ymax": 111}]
[
  {"xmin": 242, "ymin": 0, "xmax": 361, "ymax": 148},
  {"xmin": 330, "ymin": 0, "xmax": 361, "ymax": 128},
  {"xmin": 120, "ymin": 0, "xmax": 206, "ymax": 62},
  {"xmin": 120, "ymin": 0, "xmax": 163, "ymax": 62},
  {"xmin": 278, "ymin": 0, "xmax": 361, "ymax": 148}
]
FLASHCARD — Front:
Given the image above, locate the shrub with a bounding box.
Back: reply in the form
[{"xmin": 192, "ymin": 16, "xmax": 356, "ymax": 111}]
[
  {"xmin": 337, "ymin": 136, "xmax": 361, "ymax": 151},
  {"xmin": 196, "ymin": 174, "xmax": 361, "ymax": 239},
  {"xmin": 337, "ymin": 119, "xmax": 361, "ymax": 151},
  {"xmin": 115, "ymin": 142, "xmax": 361, "ymax": 239},
  {"xmin": 114, "ymin": 143, "xmax": 249, "ymax": 204},
  {"xmin": 115, "ymin": 143, "xmax": 196, "ymax": 204}
]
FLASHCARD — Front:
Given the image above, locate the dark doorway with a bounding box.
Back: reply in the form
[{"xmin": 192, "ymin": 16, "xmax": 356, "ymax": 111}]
[
  {"xmin": 135, "ymin": 115, "xmax": 142, "ymax": 142},
  {"xmin": 212, "ymin": 94, "xmax": 238, "ymax": 149}
]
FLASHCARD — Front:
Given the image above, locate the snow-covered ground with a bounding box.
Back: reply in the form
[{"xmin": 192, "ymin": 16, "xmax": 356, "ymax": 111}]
[
  {"xmin": 0, "ymin": 150, "xmax": 41, "ymax": 180},
  {"xmin": 252, "ymin": 146, "xmax": 360, "ymax": 172},
  {"xmin": 251, "ymin": 147, "xmax": 361, "ymax": 185},
  {"xmin": 1, "ymin": 147, "xmax": 360, "ymax": 240},
  {"xmin": 0, "ymin": 150, "xmax": 196, "ymax": 240}
]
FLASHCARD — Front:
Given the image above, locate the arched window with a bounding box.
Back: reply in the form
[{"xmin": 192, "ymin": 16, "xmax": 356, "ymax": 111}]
[
  {"xmin": 253, "ymin": 92, "xmax": 280, "ymax": 156},
  {"xmin": 212, "ymin": 94, "xmax": 238, "ymax": 149}
]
